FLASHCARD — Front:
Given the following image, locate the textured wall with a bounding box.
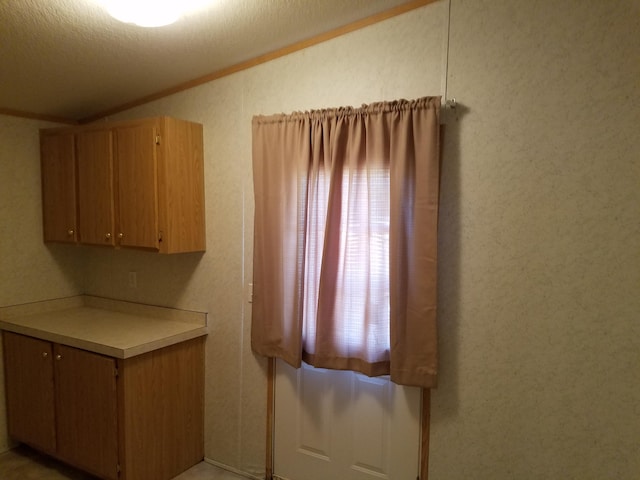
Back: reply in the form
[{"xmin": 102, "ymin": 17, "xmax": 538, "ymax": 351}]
[
  {"xmin": 432, "ymin": 0, "xmax": 640, "ymax": 478},
  {"xmin": 0, "ymin": 115, "xmax": 85, "ymax": 451},
  {"xmin": 2, "ymin": 0, "xmax": 639, "ymax": 478}
]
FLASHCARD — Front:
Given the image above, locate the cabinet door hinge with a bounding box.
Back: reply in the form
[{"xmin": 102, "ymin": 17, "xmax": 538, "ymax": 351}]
[
  {"xmin": 155, "ymin": 134, "xmax": 161, "ymax": 145},
  {"xmin": 114, "ymin": 367, "xmax": 119, "ymax": 378},
  {"xmin": 117, "ymin": 463, "xmax": 121, "ymax": 474}
]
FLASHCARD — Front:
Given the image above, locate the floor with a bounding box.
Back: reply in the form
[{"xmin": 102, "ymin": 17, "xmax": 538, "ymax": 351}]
[{"xmin": 0, "ymin": 445, "xmax": 248, "ymax": 480}]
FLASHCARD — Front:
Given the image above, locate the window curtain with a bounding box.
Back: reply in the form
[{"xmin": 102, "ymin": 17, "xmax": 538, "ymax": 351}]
[{"xmin": 251, "ymin": 97, "xmax": 440, "ymax": 388}]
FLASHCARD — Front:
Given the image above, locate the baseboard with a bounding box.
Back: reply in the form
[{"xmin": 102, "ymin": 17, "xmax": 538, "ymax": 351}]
[{"xmin": 203, "ymin": 457, "xmax": 264, "ymax": 480}]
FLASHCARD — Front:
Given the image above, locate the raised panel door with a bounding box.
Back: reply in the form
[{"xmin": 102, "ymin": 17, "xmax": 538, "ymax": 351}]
[
  {"xmin": 2, "ymin": 332, "xmax": 56, "ymax": 454},
  {"xmin": 54, "ymin": 344, "xmax": 119, "ymax": 480},
  {"xmin": 115, "ymin": 123, "xmax": 159, "ymax": 250},
  {"xmin": 77, "ymin": 129, "xmax": 115, "ymax": 246},
  {"xmin": 274, "ymin": 360, "xmax": 421, "ymax": 480},
  {"xmin": 41, "ymin": 133, "xmax": 77, "ymax": 243}
]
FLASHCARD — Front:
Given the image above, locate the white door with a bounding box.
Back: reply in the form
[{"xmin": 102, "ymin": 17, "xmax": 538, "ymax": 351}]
[{"xmin": 274, "ymin": 360, "xmax": 421, "ymax": 480}]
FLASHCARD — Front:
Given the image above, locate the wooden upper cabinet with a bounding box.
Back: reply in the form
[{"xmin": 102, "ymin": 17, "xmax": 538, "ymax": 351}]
[
  {"xmin": 77, "ymin": 129, "xmax": 115, "ymax": 246},
  {"xmin": 40, "ymin": 133, "xmax": 77, "ymax": 243},
  {"xmin": 40, "ymin": 116, "xmax": 206, "ymax": 253}
]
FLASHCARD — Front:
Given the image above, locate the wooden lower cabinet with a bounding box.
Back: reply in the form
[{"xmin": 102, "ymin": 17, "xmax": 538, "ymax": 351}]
[{"xmin": 2, "ymin": 332, "xmax": 205, "ymax": 480}]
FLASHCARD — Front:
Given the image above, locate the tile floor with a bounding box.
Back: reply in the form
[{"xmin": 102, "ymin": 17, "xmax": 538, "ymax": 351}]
[{"xmin": 0, "ymin": 445, "xmax": 247, "ymax": 480}]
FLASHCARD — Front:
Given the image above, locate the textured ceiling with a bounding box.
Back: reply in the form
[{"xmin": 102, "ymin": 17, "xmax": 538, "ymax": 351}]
[{"xmin": 0, "ymin": 0, "xmax": 416, "ymax": 122}]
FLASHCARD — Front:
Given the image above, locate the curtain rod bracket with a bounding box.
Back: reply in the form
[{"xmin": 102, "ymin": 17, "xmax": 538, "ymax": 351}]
[{"xmin": 441, "ymin": 98, "xmax": 459, "ymax": 124}]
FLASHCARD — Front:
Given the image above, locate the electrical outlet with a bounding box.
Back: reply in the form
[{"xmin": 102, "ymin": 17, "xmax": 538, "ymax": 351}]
[{"xmin": 128, "ymin": 271, "xmax": 137, "ymax": 288}]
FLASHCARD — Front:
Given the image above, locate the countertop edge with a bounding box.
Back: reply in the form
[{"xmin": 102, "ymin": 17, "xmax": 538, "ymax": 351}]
[
  {"xmin": 0, "ymin": 296, "xmax": 209, "ymax": 359},
  {"xmin": 0, "ymin": 321, "xmax": 208, "ymax": 359}
]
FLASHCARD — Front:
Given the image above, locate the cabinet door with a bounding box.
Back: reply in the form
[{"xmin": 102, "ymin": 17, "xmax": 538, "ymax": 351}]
[
  {"xmin": 157, "ymin": 117, "xmax": 206, "ymax": 253},
  {"xmin": 41, "ymin": 133, "xmax": 77, "ymax": 243},
  {"xmin": 115, "ymin": 123, "xmax": 159, "ymax": 250},
  {"xmin": 77, "ymin": 129, "xmax": 116, "ymax": 246},
  {"xmin": 2, "ymin": 332, "xmax": 56, "ymax": 454},
  {"xmin": 54, "ymin": 344, "xmax": 119, "ymax": 480}
]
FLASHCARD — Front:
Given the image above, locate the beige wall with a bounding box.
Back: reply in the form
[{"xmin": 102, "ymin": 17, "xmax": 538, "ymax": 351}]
[
  {"xmin": 431, "ymin": 1, "xmax": 640, "ymax": 478},
  {"xmin": 1, "ymin": 0, "xmax": 638, "ymax": 478},
  {"xmin": 0, "ymin": 116, "xmax": 85, "ymax": 451}
]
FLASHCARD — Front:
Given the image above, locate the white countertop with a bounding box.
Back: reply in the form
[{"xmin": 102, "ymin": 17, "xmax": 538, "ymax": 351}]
[{"xmin": 0, "ymin": 296, "xmax": 207, "ymax": 359}]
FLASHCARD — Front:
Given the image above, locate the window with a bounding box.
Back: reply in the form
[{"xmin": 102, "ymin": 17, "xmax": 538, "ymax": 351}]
[
  {"xmin": 251, "ymin": 97, "xmax": 440, "ymax": 387},
  {"xmin": 302, "ymin": 166, "xmax": 391, "ymax": 363}
]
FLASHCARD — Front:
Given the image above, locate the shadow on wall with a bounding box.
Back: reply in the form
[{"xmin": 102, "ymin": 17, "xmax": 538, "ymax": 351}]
[
  {"xmin": 47, "ymin": 244, "xmax": 206, "ymax": 309},
  {"xmin": 43, "ymin": 243, "xmax": 86, "ymax": 296},
  {"xmin": 433, "ymin": 102, "xmax": 469, "ymax": 421}
]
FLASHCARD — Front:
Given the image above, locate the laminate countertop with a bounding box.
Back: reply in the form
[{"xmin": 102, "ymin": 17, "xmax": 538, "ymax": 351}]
[{"xmin": 0, "ymin": 296, "xmax": 207, "ymax": 359}]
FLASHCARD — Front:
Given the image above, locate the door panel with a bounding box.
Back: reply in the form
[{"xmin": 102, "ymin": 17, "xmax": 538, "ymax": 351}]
[
  {"xmin": 275, "ymin": 360, "xmax": 420, "ymax": 480},
  {"xmin": 350, "ymin": 375, "xmax": 391, "ymax": 477},
  {"xmin": 2, "ymin": 332, "xmax": 56, "ymax": 454},
  {"xmin": 54, "ymin": 344, "xmax": 118, "ymax": 480},
  {"xmin": 40, "ymin": 133, "xmax": 77, "ymax": 243},
  {"xmin": 296, "ymin": 365, "xmax": 332, "ymax": 461},
  {"xmin": 77, "ymin": 129, "xmax": 115, "ymax": 246},
  {"xmin": 115, "ymin": 124, "xmax": 159, "ymax": 249}
]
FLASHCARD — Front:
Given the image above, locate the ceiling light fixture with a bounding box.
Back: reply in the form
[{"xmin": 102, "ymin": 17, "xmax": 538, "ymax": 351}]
[{"xmin": 99, "ymin": 0, "xmax": 214, "ymax": 28}]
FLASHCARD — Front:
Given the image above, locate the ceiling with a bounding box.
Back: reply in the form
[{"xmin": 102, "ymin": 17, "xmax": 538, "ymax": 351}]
[{"xmin": 0, "ymin": 0, "xmax": 418, "ymax": 123}]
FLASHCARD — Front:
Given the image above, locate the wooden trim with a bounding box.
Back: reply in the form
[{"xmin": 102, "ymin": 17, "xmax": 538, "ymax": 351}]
[
  {"xmin": 79, "ymin": 0, "xmax": 438, "ymax": 124},
  {"xmin": 420, "ymin": 388, "xmax": 431, "ymax": 480},
  {"xmin": 0, "ymin": 107, "xmax": 77, "ymax": 125},
  {"xmin": 265, "ymin": 357, "xmax": 275, "ymax": 480}
]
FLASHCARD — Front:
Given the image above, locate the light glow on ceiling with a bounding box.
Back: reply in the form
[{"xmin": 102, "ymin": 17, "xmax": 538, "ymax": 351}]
[{"xmin": 99, "ymin": 0, "xmax": 215, "ymax": 28}]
